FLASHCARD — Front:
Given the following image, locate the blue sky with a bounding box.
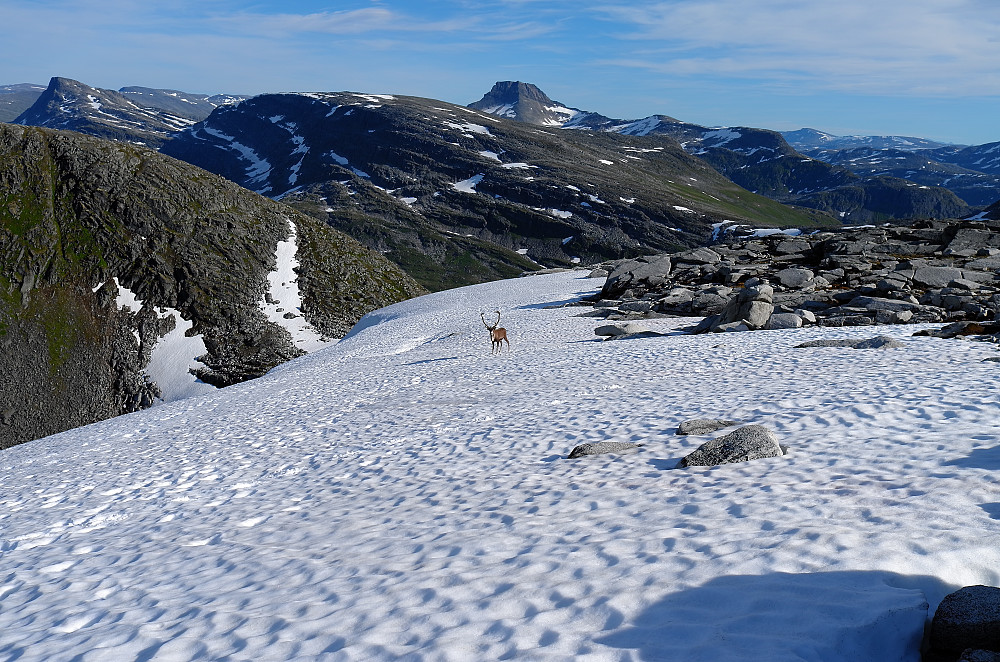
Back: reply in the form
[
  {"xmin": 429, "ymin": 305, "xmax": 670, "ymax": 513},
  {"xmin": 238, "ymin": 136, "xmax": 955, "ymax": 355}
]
[{"xmin": 3, "ymin": 0, "xmax": 999, "ymax": 145}]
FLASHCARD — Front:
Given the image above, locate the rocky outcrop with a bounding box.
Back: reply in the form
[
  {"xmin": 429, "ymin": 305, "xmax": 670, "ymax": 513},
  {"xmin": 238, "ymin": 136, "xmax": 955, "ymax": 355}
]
[
  {"xmin": 691, "ymin": 277, "xmax": 774, "ymax": 333},
  {"xmin": 795, "ymin": 336, "xmax": 907, "ymax": 349},
  {"xmin": 584, "ymin": 219, "xmax": 1000, "ymax": 333},
  {"xmin": 0, "ymin": 123, "xmax": 423, "ymax": 448}
]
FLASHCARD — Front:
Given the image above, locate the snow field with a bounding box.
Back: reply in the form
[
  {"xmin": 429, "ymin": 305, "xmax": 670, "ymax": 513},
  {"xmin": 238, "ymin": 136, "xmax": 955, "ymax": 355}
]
[{"xmin": 3, "ymin": 271, "xmax": 1000, "ymax": 660}]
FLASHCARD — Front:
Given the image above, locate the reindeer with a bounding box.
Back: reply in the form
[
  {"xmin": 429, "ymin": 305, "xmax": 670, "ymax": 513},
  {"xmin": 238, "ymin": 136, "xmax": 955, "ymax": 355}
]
[{"xmin": 481, "ymin": 311, "xmax": 510, "ymax": 354}]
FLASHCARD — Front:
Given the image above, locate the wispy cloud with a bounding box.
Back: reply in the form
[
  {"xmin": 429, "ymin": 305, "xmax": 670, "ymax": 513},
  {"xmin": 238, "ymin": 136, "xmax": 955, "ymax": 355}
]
[
  {"xmin": 213, "ymin": 7, "xmax": 476, "ymax": 37},
  {"xmin": 592, "ymin": 0, "xmax": 1000, "ymax": 96}
]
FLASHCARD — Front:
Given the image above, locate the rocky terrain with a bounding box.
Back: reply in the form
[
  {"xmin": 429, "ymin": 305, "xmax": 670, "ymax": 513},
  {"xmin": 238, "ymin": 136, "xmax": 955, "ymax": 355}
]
[
  {"xmin": 583, "ymin": 218, "xmax": 1000, "ymax": 334},
  {"xmin": 161, "ymin": 91, "xmax": 831, "ymax": 291},
  {"xmin": 13, "ymin": 77, "xmax": 242, "ymax": 147},
  {"xmin": 0, "ymin": 123, "xmax": 423, "ymax": 448},
  {"xmin": 472, "ymin": 82, "xmax": 978, "ymax": 223}
]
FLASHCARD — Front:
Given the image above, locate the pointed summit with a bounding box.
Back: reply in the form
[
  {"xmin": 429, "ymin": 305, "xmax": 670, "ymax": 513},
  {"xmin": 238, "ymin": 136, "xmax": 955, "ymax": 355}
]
[
  {"xmin": 14, "ymin": 76, "xmax": 195, "ymax": 147},
  {"xmin": 469, "ymin": 81, "xmax": 582, "ymax": 126}
]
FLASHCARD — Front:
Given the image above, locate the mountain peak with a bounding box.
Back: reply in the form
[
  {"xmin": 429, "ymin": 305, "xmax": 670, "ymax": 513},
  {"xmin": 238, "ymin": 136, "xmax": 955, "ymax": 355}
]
[
  {"xmin": 478, "ymin": 81, "xmax": 555, "ymax": 106},
  {"xmin": 469, "ymin": 80, "xmax": 579, "ymax": 126}
]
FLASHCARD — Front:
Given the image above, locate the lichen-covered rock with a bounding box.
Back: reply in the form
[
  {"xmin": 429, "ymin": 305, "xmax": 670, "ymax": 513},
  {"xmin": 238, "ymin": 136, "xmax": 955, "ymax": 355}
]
[{"xmin": 677, "ymin": 425, "xmax": 784, "ymax": 468}]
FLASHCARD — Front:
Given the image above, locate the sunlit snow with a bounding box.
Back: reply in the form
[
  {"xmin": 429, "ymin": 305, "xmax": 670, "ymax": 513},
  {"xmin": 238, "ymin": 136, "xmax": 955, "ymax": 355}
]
[
  {"xmin": 452, "ymin": 174, "xmax": 485, "ymax": 193},
  {"xmin": 260, "ymin": 220, "xmax": 332, "ymax": 353},
  {"xmin": 2, "ymin": 272, "xmax": 999, "ymax": 660}
]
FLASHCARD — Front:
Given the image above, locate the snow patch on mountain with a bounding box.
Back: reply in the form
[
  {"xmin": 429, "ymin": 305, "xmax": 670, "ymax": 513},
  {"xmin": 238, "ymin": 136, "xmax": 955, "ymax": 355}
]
[
  {"xmin": 198, "ymin": 126, "xmax": 272, "ymax": 192},
  {"xmin": 453, "ymin": 174, "xmax": 485, "ymax": 193},
  {"xmin": 444, "ymin": 121, "xmax": 492, "ymax": 136},
  {"xmin": 613, "ymin": 116, "xmax": 662, "ymax": 137},
  {"xmin": 260, "ymin": 220, "xmax": 331, "ymax": 352},
  {"xmin": 104, "ymin": 277, "xmax": 215, "ymax": 403}
]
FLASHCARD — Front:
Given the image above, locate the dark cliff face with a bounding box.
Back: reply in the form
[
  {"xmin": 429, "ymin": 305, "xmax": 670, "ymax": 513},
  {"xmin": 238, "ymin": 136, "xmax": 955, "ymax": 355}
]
[{"xmin": 0, "ymin": 123, "xmax": 424, "ymax": 448}]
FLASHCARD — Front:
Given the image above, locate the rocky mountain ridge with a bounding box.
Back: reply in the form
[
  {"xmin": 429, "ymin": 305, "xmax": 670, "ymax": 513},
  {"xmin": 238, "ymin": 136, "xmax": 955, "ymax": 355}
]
[
  {"xmin": 161, "ymin": 91, "xmax": 832, "ymax": 291},
  {"xmin": 472, "ymin": 82, "xmax": 981, "ymax": 223},
  {"xmin": 0, "ymin": 123, "xmax": 423, "ymax": 448},
  {"xmin": 13, "ymin": 77, "xmax": 243, "ymax": 147}
]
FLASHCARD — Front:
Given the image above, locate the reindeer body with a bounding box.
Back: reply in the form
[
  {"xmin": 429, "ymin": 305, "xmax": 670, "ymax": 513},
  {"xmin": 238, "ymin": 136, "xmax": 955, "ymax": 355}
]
[{"xmin": 482, "ymin": 311, "xmax": 510, "ymax": 354}]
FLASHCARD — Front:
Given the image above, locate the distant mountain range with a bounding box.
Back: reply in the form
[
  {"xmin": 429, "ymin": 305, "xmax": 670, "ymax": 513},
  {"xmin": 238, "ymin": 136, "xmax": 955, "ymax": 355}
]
[
  {"xmin": 7, "ymin": 76, "xmax": 1000, "ymax": 292},
  {"xmin": 470, "ymin": 82, "xmax": 978, "ymax": 222},
  {"xmin": 781, "ymin": 128, "xmax": 954, "ymax": 152},
  {"xmin": 0, "ymin": 83, "xmax": 47, "ymax": 122},
  {"xmin": 11, "ymin": 77, "xmax": 245, "ymax": 147},
  {"xmin": 160, "ymin": 90, "xmax": 829, "ymax": 290}
]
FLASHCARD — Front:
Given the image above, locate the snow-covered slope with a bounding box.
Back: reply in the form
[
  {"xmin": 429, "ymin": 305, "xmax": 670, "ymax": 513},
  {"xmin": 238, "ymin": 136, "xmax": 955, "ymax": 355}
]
[{"xmin": 3, "ymin": 271, "xmax": 1000, "ymax": 660}]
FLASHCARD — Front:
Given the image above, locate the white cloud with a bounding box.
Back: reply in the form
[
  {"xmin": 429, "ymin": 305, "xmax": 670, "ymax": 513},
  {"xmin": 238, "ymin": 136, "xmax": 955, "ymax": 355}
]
[{"xmin": 593, "ymin": 0, "xmax": 1000, "ymax": 96}]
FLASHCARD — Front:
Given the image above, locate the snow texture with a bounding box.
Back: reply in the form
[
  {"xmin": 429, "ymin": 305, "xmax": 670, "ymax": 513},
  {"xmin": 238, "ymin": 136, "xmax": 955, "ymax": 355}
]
[{"xmin": 2, "ymin": 272, "xmax": 999, "ymax": 660}]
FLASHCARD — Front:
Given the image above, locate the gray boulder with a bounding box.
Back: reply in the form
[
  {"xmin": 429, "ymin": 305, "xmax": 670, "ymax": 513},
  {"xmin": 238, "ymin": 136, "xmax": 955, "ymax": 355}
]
[
  {"xmin": 765, "ymin": 312, "xmax": 804, "ymax": 330},
  {"xmin": 852, "ymin": 335, "xmax": 906, "ymax": 349},
  {"xmin": 694, "ymin": 278, "xmax": 775, "ymax": 333},
  {"xmin": 568, "ymin": 441, "xmax": 643, "ymax": 459},
  {"xmin": 675, "ymin": 247, "xmax": 721, "ymax": 265},
  {"xmin": 914, "ymin": 266, "xmax": 965, "ymax": 288},
  {"xmin": 776, "ymin": 267, "xmax": 814, "ymax": 289},
  {"xmin": 795, "ymin": 336, "xmax": 905, "ymax": 349},
  {"xmin": 677, "ymin": 425, "xmax": 784, "ymax": 468},
  {"xmin": 676, "ymin": 419, "xmax": 737, "ymax": 435},
  {"xmin": 595, "ymin": 322, "xmax": 651, "ymax": 337},
  {"xmin": 929, "ymin": 585, "xmax": 1000, "ymax": 661},
  {"xmin": 619, "ymin": 300, "xmax": 653, "ymax": 313}
]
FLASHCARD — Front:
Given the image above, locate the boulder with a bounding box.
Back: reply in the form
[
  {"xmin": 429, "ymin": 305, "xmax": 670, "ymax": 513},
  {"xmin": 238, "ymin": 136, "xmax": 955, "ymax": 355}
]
[
  {"xmin": 852, "ymin": 335, "xmax": 906, "ymax": 349},
  {"xmin": 695, "ymin": 278, "xmax": 775, "ymax": 333},
  {"xmin": 595, "ymin": 322, "xmax": 650, "ymax": 337},
  {"xmin": 675, "ymin": 247, "xmax": 721, "ymax": 265},
  {"xmin": 913, "ymin": 321, "xmax": 1000, "ymax": 338},
  {"xmin": 765, "ymin": 312, "xmax": 803, "ymax": 330},
  {"xmin": 914, "ymin": 266, "xmax": 965, "ymax": 288},
  {"xmin": 676, "ymin": 419, "xmax": 737, "ymax": 435},
  {"xmin": 619, "ymin": 300, "xmax": 653, "ymax": 313},
  {"xmin": 847, "ymin": 296, "xmax": 921, "ymax": 313},
  {"xmin": 929, "ymin": 585, "xmax": 1000, "ymax": 661},
  {"xmin": 568, "ymin": 441, "xmax": 643, "ymax": 459},
  {"xmin": 795, "ymin": 336, "xmax": 905, "ymax": 349},
  {"xmin": 959, "ymin": 650, "xmax": 1000, "ymax": 662},
  {"xmin": 776, "ymin": 267, "xmax": 815, "ymax": 289},
  {"xmin": 677, "ymin": 425, "xmax": 784, "ymax": 468}
]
